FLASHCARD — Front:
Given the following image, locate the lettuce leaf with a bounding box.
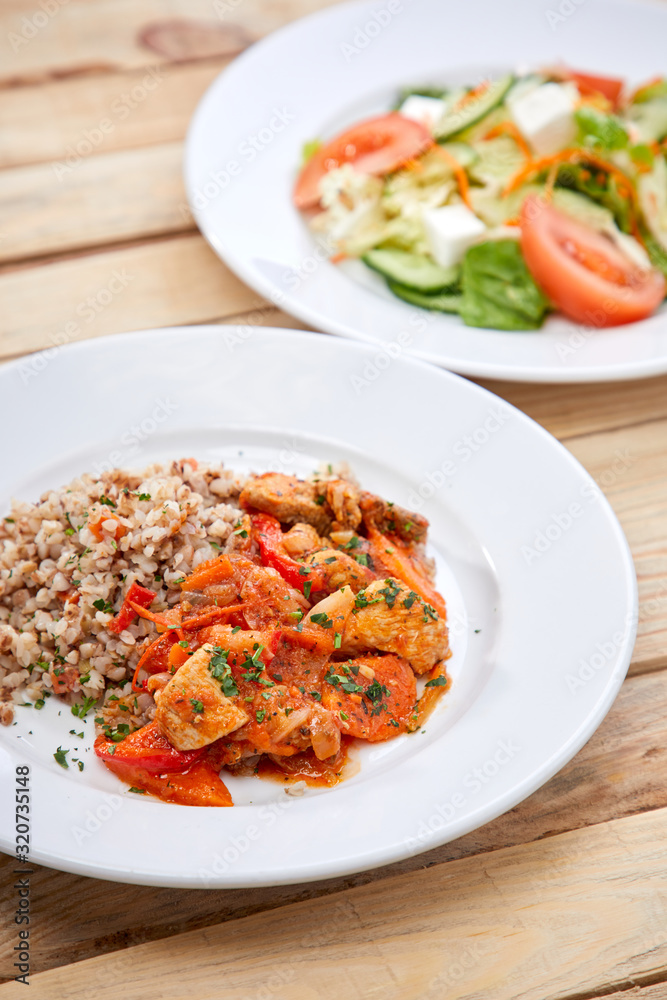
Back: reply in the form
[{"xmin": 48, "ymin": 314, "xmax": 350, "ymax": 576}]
[{"xmin": 459, "ymin": 240, "xmax": 551, "ymax": 330}]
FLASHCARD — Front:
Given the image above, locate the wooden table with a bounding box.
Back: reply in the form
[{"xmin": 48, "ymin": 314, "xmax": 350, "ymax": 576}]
[{"xmin": 2, "ymin": 2, "xmax": 667, "ymax": 997}]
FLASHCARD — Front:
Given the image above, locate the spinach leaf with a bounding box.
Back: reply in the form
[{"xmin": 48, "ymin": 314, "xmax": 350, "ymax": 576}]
[{"xmin": 459, "ymin": 240, "xmax": 550, "ymax": 331}]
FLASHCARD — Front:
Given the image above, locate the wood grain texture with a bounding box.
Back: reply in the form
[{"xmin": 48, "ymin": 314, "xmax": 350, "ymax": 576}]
[
  {"xmin": 0, "ymin": 61, "xmax": 225, "ymax": 169},
  {"xmin": 2, "ymin": 665, "xmax": 666, "ymax": 982},
  {"xmin": 567, "ymin": 422, "xmax": 667, "ymax": 674},
  {"xmin": 0, "ymin": 0, "xmax": 338, "ymax": 85},
  {"xmin": 2, "ymin": 806, "xmax": 667, "ymax": 1000},
  {"xmin": 0, "ymin": 142, "xmax": 189, "ymax": 262},
  {"xmin": 0, "ymin": 234, "xmax": 261, "ymax": 354},
  {"xmin": 476, "ymin": 375, "xmax": 667, "ymax": 442}
]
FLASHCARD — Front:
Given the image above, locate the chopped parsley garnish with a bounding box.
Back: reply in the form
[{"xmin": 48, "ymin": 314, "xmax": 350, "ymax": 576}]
[
  {"xmin": 93, "ymin": 598, "xmax": 114, "ymax": 615},
  {"xmin": 209, "ymin": 541, "xmax": 222, "ymax": 551},
  {"xmin": 231, "ymin": 625, "xmax": 241, "ymax": 634},
  {"xmin": 355, "ymin": 553, "xmax": 369, "ymax": 566},
  {"xmin": 314, "ymin": 494, "xmax": 326, "ymax": 506},
  {"xmin": 379, "ymin": 579, "xmax": 401, "ymax": 609},
  {"xmin": 402, "ymin": 591, "xmax": 419, "ymax": 610},
  {"xmin": 64, "ymin": 527, "xmax": 75, "ymax": 536},
  {"xmin": 425, "ymin": 676, "xmax": 448, "ymax": 688},
  {"xmin": 69, "ymin": 730, "xmax": 84, "ymax": 738},
  {"xmin": 128, "ymin": 787, "xmax": 146, "ymax": 794},
  {"xmin": 324, "ymin": 556, "xmax": 337, "ymax": 564},
  {"xmin": 310, "ymin": 691, "xmax": 322, "ymax": 701},
  {"xmin": 208, "ymin": 647, "xmax": 239, "ymax": 698},
  {"xmin": 71, "ymin": 696, "xmax": 97, "ymax": 718},
  {"xmin": 98, "ymin": 495, "xmax": 116, "ymax": 508},
  {"xmin": 190, "ymin": 698, "xmax": 204, "ymax": 714},
  {"xmin": 422, "ymin": 603, "xmax": 438, "ymax": 621},
  {"xmin": 255, "ymin": 709, "xmax": 266, "ymax": 723},
  {"xmin": 178, "ymin": 640, "xmax": 189, "ymax": 648},
  {"xmin": 233, "ymin": 526, "xmax": 248, "ymax": 538},
  {"xmin": 288, "ymin": 610, "xmax": 303, "ymax": 622},
  {"xmin": 134, "ymin": 493, "xmax": 151, "ymax": 501},
  {"xmin": 344, "ymin": 536, "xmax": 360, "ymax": 550},
  {"xmin": 310, "ymin": 612, "xmax": 333, "ymax": 629},
  {"xmin": 53, "ymin": 746, "xmax": 69, "ymax": 769},
  {"xmin": 334, "ymin": 632, "xmax": 342, "ymax": 649},
  {"xmin": 324, "ymin": 669, "xmax": 364, "ymax": 694},
  {"xmin": 340, "ymin": 712, "xmax": 349, "ymax": 721},
  {"xmin": 303, "ymin": 580, "xmax": 312, "ymax": 600},
  {"xmin": 354, "ymin": 590, "xmax": 380, "ymax": 610}
]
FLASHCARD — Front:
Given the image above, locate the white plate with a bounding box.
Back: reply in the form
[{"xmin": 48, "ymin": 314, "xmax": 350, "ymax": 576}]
[
  {"xmin": 184, "ymin": 0, "xmax": 667, "ymax": 383},
  {"xmin": 0, "ymin": 327, "xmax": 636, "ymax": 887}
]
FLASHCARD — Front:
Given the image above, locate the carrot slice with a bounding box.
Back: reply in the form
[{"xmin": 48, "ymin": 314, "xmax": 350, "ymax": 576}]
[
  {"xmin": 483, "ymin": 121, "xmax": 532, "ymax": 161},
  {"xmin": 180, "ymin": 555, "xmax": 234, "ymax": 591},
  {"xmin": 367, "ymin": 527, "xmax": 448, "ymax": 621},
  {"xmin": 411, "ymin": 661, "xmax": 451, "ymax": 731}
]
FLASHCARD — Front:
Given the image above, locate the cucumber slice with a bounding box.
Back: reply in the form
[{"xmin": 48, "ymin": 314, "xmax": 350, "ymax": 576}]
[
  {"xmin": 438, "ymin": 141, "xmax": 479, "ymax": 169},
  {"xmin": 434, "ymin": 75, "xmax": 514, "ymax": 141},
  {"xmin": 387, "ymin": 280, "xmax": 462, "ymax": 313},
  {"xmin": 363, "ymin": 248, "xmax": 459, "ymax": 293}
]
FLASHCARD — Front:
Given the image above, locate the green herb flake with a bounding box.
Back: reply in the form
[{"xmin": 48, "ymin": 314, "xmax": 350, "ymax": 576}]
[
  {"xmin": 53, "ymin": 746, "xmax": 69, "ymax": 769},
  {"xmin": 190, "ymin": 698, "xmax": 204, "ymax": 714}
]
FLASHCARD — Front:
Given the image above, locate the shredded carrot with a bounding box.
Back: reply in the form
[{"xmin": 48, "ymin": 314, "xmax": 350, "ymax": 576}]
[
  {"xmin": 132, "ymin": 631, "xmax": 177, "ymax": 691},
  {"xmin": 329, "ymin": 252, "xmax": 347, "ymax": 264},
  {"xmin": 167, "ymin": 642, "xmax": 191, "ymax": 671},
  {"xmin": 431, "ymin": 144, "xmax": 473, "ymax": 210},
  {"xmin": 403, "ymin": 157, "xmax": 424, "ymax": 172},
  {"xmin": 483, "ymin": 121, "xmax": 533, "ymax": 162},
  {"xmin": 502, "ymin": 148, "xmax": 639, "ymax": 215},
  {"xmin": 454, "ymin": 79, "xmax": 491, "ymax": 111},
  {"xmin": 180, "ymin": 603, "xmax": 249, "ymax": 632},
  {"xmin": 128, "ymin": 600, "xmax": 181, "ymax": 632}
]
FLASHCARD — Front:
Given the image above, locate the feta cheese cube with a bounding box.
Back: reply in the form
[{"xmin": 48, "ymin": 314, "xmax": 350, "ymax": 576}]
[
  {"xmin": 423, "ymin": 204, "xmax": 487, "ymax": 268},
  {"xmin": 399, "ymin": 95, "xmax": 447, "ymax": 132},
  {"xmin": 508, "ymin": 82, "xmax": 578, "ymax": 156}
]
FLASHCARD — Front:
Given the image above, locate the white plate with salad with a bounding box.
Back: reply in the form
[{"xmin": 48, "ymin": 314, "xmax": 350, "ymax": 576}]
[{"xmin": 185, "ymin": 0, "xmax": 667, "ymax": 383}]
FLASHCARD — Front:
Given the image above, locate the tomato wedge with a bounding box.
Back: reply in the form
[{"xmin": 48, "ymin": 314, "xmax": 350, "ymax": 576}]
[
  {"xmin": 294, "ymin": 113, "xmax": 431, "ymax": 210},
  {"xmin": 566, "ymin": 69, "xmax": 624, "ymax": 107},
  {"xmin": 519, "ymin": 195, "xmax": 665, "ymax": 327}
]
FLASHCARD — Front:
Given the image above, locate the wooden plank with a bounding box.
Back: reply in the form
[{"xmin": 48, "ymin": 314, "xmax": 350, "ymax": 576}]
[
  {"xmin": 597, "ymin": 987, "xmax": 667, "ymax": 1000},
  {"xmin": 0, "ymin": 142, "xmax": 189, "ymax": 263},
  {"xmin": 477, "ymin": 375, "xmax": 667, "ymax": 442},
  {"xmin": 2, "ymin": 806, "xmax": 667, "ymax": 999},
  {"xmin": 0, "ymin": 0, "xmax": 338, "ymax": 86},
  {"xmin": 2, "ymin": 665, "xmax": 666, "ymax": 981},
  {"xmin": 567, "ymin": 422, "xmax": 667, "ymax": 674},
  {"xmin": 0, "ymin": 61, "xmax": 225, "ymax": 169},
  {"xmin": 0, "ymin": 235, "xmax": 261, "ymax": 355}
]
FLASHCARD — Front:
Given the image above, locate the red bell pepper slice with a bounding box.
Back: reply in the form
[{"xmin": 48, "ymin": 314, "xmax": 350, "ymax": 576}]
[
  {"xmin": 251, "ymin": 514, "xmax": 325, "ymax": 594},
  {"xmin": 108, "ymin": 581, "xmax": 156, "ymax": 634},
  {"xmin": 101, "ymin": 757, "xmax": 233, "ymax": 806},
  {"xmin": 94, "ymin": 720, "xmax": 204, "ymax": 773}
]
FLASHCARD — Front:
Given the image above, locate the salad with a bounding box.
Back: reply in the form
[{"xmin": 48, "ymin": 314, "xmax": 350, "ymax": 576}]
[{"xmin": 293, "ymin": 69, "xmax": 667, "ymax": 330}]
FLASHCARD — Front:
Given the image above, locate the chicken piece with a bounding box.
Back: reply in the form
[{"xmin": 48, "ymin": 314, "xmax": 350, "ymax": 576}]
[
  {"xmin": 341, "ymin": 578, "xmax": 449, "ymax": 674},
  {"xmin": 239, "ymin": 563, "xmax": 308, "ymax": 628},
  {"xmin": 282, "ymin": 522, "xmax": 323, "ymax": 557},
  {"xmin": 326, "ymin": 479, "xmax": 362, "ymax": 530},
  {"xmin": 154, "ymin": 644, "xmax": 249, "ymax": 750},
  {"xmin": 306, "ymin": 548, "xmax": 376, "ymax": 594},
  {"xmin": 360, "ymin": 491, "xmax": 429, "ymax": 545},
  {"xmin": 240, "ymin": 473, "xmax": 332, "ymax": 534}
]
